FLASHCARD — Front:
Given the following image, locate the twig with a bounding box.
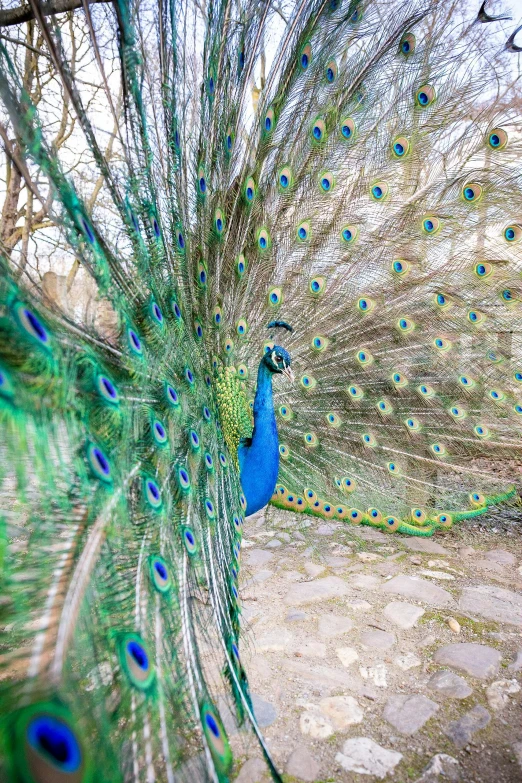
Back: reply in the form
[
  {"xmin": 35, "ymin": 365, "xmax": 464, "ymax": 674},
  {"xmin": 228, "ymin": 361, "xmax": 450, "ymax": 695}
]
[{"xmin": 0, "ymin": 0, "xmax": 111, "ymax": 28}]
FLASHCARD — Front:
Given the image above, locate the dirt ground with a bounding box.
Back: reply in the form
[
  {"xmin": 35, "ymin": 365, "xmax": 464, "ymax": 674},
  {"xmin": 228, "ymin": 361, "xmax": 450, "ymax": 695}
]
[{"xmin": 233, "ymin": 502, "xmax": 522, "ymax": 783}]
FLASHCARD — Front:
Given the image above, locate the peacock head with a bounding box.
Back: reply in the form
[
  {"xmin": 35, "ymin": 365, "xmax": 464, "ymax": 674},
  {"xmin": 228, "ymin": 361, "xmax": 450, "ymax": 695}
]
[{"xmin": 263, "ymin": 345, "xmax": 294, "ymax": 382}]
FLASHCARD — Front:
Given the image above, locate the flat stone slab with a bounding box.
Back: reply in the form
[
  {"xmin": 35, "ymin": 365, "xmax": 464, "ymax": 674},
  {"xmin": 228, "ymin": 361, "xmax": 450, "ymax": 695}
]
[
  {"xmin": 300, "ymin": 709, "xmax": 333, "ymax": 739},
  {"xmin": 360, "ymin": 629, "xmax": 395, "ymax": 650},
  {"xmin": 350, "ymin": 527, "xmax": 389, "ymax": 543},
  {"xmin": 474, "ymin": 559, "xmax": 507, "ymax": 576},
  {"xmin": 244, "ymin": 569, "xmax": 273, "ymax": 587},
  {"xmin": 286, "ymin": 609, "xmax": 307, "ymax": 623},
  {"xmin": 414, "ymin": 754, "xmax": 460, "ymax": 783},
  {"xmin": 293, "ymin": 640, "xmax": 327, "ymax": 658},
  {"xmin": 427, "ymin": 670, "xmax": 473, "ymax": 699},
  {"xmin": 319, "ymin": 695, "xmax": 363, "ymax": 729},
  {"xmin": 337, "ymin": 647, "xmax": 359, "ymax": 667},
  {"xmin": 381, "ymin": 574, "xmax": 455, "ymax": 608},
  {"xmin": 264, "ymin": 538, "xmax": 282, "ymax": 549},
  {"xmin": 335, "ymin": 737, "xmax": 403, "ymax": 778},
  {"xmin": 283, "ymin": 659, "xmax": 357, "ymax": 690},
  {"xmin": 445, "ymin": 705, "xmax": 490, "ymax": 748},
  {"xmin": 483, "ymin": 549, "xmax": 516, "ymax": 566},
  {"xmin": 316, "ymin": 523, "xmax": 337, "ymax": 535},
  {"xmin": 508, "ymin": 650, "xmax": 522, "ymax": 672},
  {"xmin": 402, "ymin": 538, "xmax": 450, "ymax": 555},
  {"xmin": 347, "ymin": 599, "xmax": 373, "ymax": 612},
  {"xmin": 434, "ymin": 643, "xmax": 501, "ymax": 679},
  {"xmin": 252, "ymin": 694, "xmax": 277, "ymax": 727},
  {"xmin": 256, "ymin": 628, "xmax": 293, "ymax": 652},
  {"xmin": 383, "ymin": 694, "xmax": 439, "ymax": 735},
  {"xmin": 318, "ymin": 614, "xmax": 353, "ymax": 638},
  {"xmin": 485, "ymin": 678, "xmax": 520, "ymax": 710},
  {"xmin": 395, "ymin": 653, "xmax": 421, "ymax": 671},
  {"xmin": 360, "ymin": 663, "xmax": 388, "ymax": 688},
  {"xmin": 459, "ymin": 585, "xmax": 522, "ymax": 627},
  {"xmin": 349, "ymin": 573, "xmax": 382, "ymax": 589},
  {"xmin": 235, "ymin": 758, "xmax": 267, "ymax": 783},
  {"xmin": 304, "ymin": 561, "xmax": 325, "ymax": 578},
  {"xmin": 325, "ymin": 556, "xmax": 350, "ymax": 567},
  {"xmin": 246, "ymin": 549, "xmax": 274, "ymax": 567},
  {"xmin": 513, "ymin": 742, "xmax": 522, "ymax": 771},
  {"xmin": 383, "ymin": 601, "xmax": 425, "ymax": 629},
  {"xmin": 284, "ymin": 576, "xmax": 350, "ymax": 605},
  {"xmin": 285, "ymin": 747, "xmax": 321, "ymax": 783}
]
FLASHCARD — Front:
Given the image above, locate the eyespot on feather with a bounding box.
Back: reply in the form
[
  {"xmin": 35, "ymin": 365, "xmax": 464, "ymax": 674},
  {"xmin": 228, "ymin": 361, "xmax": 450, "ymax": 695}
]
[
  {"xmin": 384, "ymin": 515, "xmax": 401, "ymax": 532},
  {"xmin": 469, "ymin": 492, "xmax": 486, "ymax": 508},
  {"xmin": 422, "ymin": 216, "xmax": 441, "ymax": 235},
  {"xmin": 325, "ymin": 59, "xmax": 338, "ymax": 82},
  {"xmin": 435, "ymin": 512, "xmax": 453, "ymax": 528},
  {"xmin": 340, "ymin": 117, "xmax": 355, "ymax": 140},
  {"xmin": 355, "ymin": 349, "xmax": 373, "ymax": 366},
  {"xmin": 415, "ymin": 84, "xmax": 435, "ymax": 107},
  {"xmin": 392, "ymin": 136, "xmax": 410, "ymax": 158},
  {"xmin": 417, "ymin": 383, "xmax": 435, "ymax": 399},
  {"xmin": 399, "ymin": 32, "xmax": 416, "ymax": 55},
  {"xmin": 236, "ymin": 253, "xmax": 247, "ymax": 278},
  {"xmin": 243, "ymin": 176, "xmax": 256, "ymax": 204},
  {"xmin": 326, "ymin": 412, "xmax": 342, "ymax": 428},
  {"xmin": 303, "ymin": 432, "xmax": 318, "ymax": 448},
  {"xmin": 299, "ymin": 42, "xmax": 312, "ymax": 70},
  {"xmin": 467, "ymin": 309, "xmax": 486, "ymax": 325},
  {"xmin": 214, "ymin": 208, "xmax": 225, "ymax": 235},
  {"xmin": 309, "ymin": 276, "xmax": 326, "ymax": 295},
  {"xmin": 434, "ymin": 337, "xmax": 452, "ymax": 352},
  {"xmin": 367, "ymin": 507, "xmax": 383, "ymax": 524},
  {"xmin": 357, "ymin": 296, "xmax": 375, "ymax": 314},
  {"xmin": 391, "ymin": 371, "xmax": 408, "ymax": 388},
  {"xmin": 297, "ymin": 220, "xmax": 312, "ymax": 242},
  {"xmin": 257, "ymin": 227, "xmax": 271, "ymax": 251},
  {"xmin": 267, "ymin": 286, "xmax": 282, "ymax": 306},
  {"xmin": 347, "ymin": 383, "xmax": 364, "ymax": 400},
  {"xmin": 487, "ymin": 127, "xmax": 507, "ymax": 149},
  {"xmin": 311, "ymin": 117, "xmax": 327, "ymax": 144},
  {"xmin": 263, "ymin": 106, "xmax": 275, "ymax": 135},
  {"xmin": 348, "ymin": 508, "xmax": 364, "ymax": 525},
  {"xmin": 370, "ymin": 181, "xmax": 389, "ymax": 201},
  {"xmin": 319, "ymin": 171, "xmax": 335, "ymax": 193},
  {"xmin": 300, "ymin": 374, "xmax": 317, "ymax": 390},
  {"xmin": 15, "ymin": 703, "xmax": 89, "ymax": 782},
  {"xmin": 405, "ymin": 417, "xmax": 421, "ymax": 432},
  {"xmin": 392, "ymin": 258, "xmax": 411, "ymax": 277},
  {"xmin": 119, "ymin": 633, "xmax": 155, "ymax": 690},
  {"xmin": 410, "ymin": 508, "xmax": 427, "ymax": 525},
  {"xmin": 462, "ymin": 182, "xmax": 482, "ymax": 203},
  {"xmin": 341, "ymin": 225, "xmax": 358, "ymax": 244},
  {"xmin": 278, "ymin": 165, "xmax": 293, "ymax": 192},
  {"xmin": 396, "ymin": 316, "xmax": 415, "ymax": 333},
  {"xmin": 503, "ymin": 224, "xmax": 522, "ymax": 243}
]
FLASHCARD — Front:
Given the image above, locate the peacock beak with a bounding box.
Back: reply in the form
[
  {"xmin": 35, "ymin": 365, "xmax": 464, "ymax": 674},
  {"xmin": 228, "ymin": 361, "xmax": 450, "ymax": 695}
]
[{"xmin": 281, "ymin": 364, "xmax": 294, "ymax": 383}]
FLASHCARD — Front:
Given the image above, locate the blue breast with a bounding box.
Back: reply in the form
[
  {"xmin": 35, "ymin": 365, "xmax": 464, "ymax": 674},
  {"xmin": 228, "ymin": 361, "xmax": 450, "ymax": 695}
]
[{"xmin": 239, "ymin": 361, "xmax": 279, "ymax": 516}]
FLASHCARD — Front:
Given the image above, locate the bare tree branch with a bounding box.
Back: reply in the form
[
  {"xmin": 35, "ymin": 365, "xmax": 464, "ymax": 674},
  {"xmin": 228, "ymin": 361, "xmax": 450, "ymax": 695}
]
[
  {"xmin": 0, "ymin": 32, "xmax": 51, "ymax": 57},
  {"xmin": 0, "ymin": 0, "xmax": 111, "ymax": 28}
]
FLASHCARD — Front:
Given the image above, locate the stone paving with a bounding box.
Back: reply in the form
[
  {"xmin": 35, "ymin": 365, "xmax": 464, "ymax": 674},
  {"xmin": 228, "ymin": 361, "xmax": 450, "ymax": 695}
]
[{"xmin": 233, "ymin": 508, "xmax": 522, "ymax": 782}]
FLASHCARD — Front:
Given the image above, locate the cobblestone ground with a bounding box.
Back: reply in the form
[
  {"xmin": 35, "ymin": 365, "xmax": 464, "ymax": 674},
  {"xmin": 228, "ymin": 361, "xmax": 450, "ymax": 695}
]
[{"xmin": 233, "ymin": 507, "xmax": 522, "ymax": 783}]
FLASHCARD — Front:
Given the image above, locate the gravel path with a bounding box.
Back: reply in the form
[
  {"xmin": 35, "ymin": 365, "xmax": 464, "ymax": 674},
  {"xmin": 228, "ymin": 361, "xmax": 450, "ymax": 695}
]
[{"xmin": 233, "ymin": 506, "xmax": 522, "ymax": 782}]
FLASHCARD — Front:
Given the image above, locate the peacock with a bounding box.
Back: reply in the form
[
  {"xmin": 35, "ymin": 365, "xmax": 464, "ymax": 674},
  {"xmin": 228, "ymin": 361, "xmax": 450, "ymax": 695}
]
[{"xmin": 0, "ymin": 0, "xmax": 521, "ymax": 779}]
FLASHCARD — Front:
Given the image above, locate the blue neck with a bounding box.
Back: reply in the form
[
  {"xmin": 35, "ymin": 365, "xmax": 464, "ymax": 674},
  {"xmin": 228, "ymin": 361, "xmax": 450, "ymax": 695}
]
[{"xmin": 238, "ymin": 360, "xmax": 280, "ymax": 516}]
